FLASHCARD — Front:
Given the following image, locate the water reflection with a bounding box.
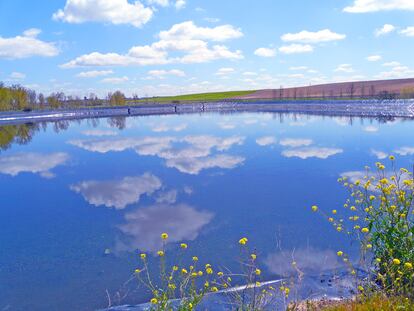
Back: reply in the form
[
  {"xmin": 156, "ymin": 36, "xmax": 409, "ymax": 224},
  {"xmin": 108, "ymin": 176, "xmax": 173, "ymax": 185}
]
[
  {"xmin": 265, "ymin": 247, "xmax": 340, "ymax": 276},
  {"xmin": 371, "ymin": 149, "xmax": 388, "ymax": 159},
  {"xmin": 1, "ymin": 112, "xmax": 414, "ymax": 311},
  {"xmin": 69, "ymin": 135, "xmax": 245, "ymax": 175},
  {"xmin": 0, "ymin": 123, "xmax": 41, "ymax": 151},
  {"xmin": 255, "ymin": 136, "xmax": 277, "ymax": 146},
  {"xmin": 81, "ymin": 129, "xmax": 118, "ymax": 136},
  {"xmin": 156, "ymin": 190, "xmax": 178, "ymax": 204},
  {"xmin": 279, "ymin": 138, "xmax": 313, "ymax": 147},
  {"xmin": 281, "ymin": 147, "xmax": 343, "ymax": 159},
  {"xmin": 151, "ymin": 123, "xmax": 187, "ymax": 132},
  {"xmin": 395, "ymin": 147, "xmax": 414, "ymax": 156},
  {"xmin": 116, "ymin": 203, "xmax": 214, "ymax": 253},
  {"xmin": 0, "ymin": 152, "xmax": 69, "ymax": 178},
  {"xmin": 70, "ymin": 173, "xmax": 161, "ymax": 209}
]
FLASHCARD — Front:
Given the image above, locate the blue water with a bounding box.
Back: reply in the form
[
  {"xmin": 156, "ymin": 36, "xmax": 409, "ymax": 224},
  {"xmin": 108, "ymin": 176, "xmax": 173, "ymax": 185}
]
[{"xmin": 0, "ymin": 112, "xmax": 413, "ymax": 310}]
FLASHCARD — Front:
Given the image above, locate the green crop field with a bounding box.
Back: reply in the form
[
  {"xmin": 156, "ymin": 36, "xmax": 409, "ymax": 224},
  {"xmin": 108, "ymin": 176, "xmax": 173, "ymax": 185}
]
[{"xmin": 132, "ymin": 90, "xmax": 255, "ymax": 103}]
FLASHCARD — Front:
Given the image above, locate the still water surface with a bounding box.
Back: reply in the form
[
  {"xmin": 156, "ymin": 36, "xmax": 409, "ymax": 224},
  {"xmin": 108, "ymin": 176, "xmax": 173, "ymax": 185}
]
[{"xmin": 1, "ymin": 112, "xmax": 413, "ymax": 310}]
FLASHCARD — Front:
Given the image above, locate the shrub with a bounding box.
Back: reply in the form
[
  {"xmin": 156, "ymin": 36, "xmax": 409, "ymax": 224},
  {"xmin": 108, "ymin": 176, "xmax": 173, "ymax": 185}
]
[
  {"xmin": 133, "ymin": 235, "xmax": 286, "ymax": 310},
  {"xmin": 312, "ymin": 157, "xmax": 414, "ymax": 299}
]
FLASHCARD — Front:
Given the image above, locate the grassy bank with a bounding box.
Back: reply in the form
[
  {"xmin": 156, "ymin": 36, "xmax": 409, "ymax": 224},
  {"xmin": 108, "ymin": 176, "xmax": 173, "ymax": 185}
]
[{"xmin": 131, "ymin": 90, "xmax": 256, "ymax": 103}]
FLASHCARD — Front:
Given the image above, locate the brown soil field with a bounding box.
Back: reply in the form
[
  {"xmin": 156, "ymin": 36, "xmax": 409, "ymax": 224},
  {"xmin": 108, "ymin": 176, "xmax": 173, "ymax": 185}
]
[{"xmin": 234, "ymin": 78, "xmax": 414, "ymax": 100}]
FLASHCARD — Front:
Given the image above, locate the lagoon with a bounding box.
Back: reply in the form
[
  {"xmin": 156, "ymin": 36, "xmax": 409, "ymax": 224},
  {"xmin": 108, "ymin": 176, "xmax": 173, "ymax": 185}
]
[{"xmin": 1, "ymin": 111, "xmax": 413, "ymax": 310}]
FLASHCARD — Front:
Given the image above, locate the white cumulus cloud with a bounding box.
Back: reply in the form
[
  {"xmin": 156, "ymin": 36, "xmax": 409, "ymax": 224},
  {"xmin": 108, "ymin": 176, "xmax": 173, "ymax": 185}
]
[
  {"xmin": 375, "ymin": 24, "xmax": 396, "ymax": 36},
  {"xmin": 279, "ymin": 44, "xmax": 313, "ymax": 54},
  {"xmin": 0, "ymin": 29, "xmax": 59, "ymax": 59},
  {"xmin": 148, "ymin": 69, "xmax": 186, "ymax": 78},
  {"xmin": 400, "ymin": 26, "xmax": 414, "ymax": 37},
  {"xmin": 53, "ymin": 0, "xmax": 153, "ymax": 27},
  {"xmin": 366, "ymin": 55, "xmax": 382, "ymax": 61},
  {"xmin": 334, "ymin": 64, "xmax": 354, "ymax": 73},
  {"xmin": 281, "ymin": 29, "xmax": 346, "ymax": 43},
  {"xmin": 76, "ymin": 70, "xmax": 113, "ymax": 78},
  {"xmin": 61, "ymin": 21, "xmax": 243, "ymax": 68},
  {"xmin": 254, "ymin": 47, "xmax": 276, "ymax": 57},
  {"xmin": 344, "ymin": 0, "xmax": 414, "ymax": 13},
  {"xmin": 101, "ymin": 76, "xmax": 129, "ymax": 84}
]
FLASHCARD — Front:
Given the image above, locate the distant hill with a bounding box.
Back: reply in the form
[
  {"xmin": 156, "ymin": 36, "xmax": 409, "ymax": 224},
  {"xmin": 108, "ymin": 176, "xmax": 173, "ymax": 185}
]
[{"xmin": 234, "ymin": 78, "xmax": 414, "ymax": 100}]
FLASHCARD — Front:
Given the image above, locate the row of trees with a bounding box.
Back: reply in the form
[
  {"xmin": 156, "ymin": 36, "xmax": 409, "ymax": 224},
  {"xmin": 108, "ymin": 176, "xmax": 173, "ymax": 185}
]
[
  {"xmin": 0, "ymin": 82, "xmax": 129, "ymax": 112},
  {"xmin": 273, "ymin": 84, "xmax": 414, "ymax": 100}
]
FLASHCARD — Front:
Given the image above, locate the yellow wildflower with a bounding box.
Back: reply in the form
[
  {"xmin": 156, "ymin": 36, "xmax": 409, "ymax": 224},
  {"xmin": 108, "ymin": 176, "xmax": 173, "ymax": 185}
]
[
  {"xmin": 180, "ymin": 243, "xmax": 188, "ymax": 249},
  {"xmin": 332, "ymin": 209, "xmax": 337, "ymax": 214},
  {"xmin": 211, "ymin": 287, "xmax": 218, "ymax": 292},
  {"xmin": 239, "ymin": 237, "xmax": 248, "ymax": 245},
  {"xmin": 206, "ymin": 267, "xmax": 213, "ymax": 275},
  {"xmin": 140, "ymin": 253, "xmax": 146, "ymax": 260},
  {"xmin": 337, "ymin": 251, "xmax": 343, "ymax": 257},
  {"xmin": 181, "ymin": 268, "xmax": 188, "ymax": 274},
  {"xmin": 192, "ymin": 256, "xmax": 198, "ymax": 261},
  {"xmin": 361, "ymin": 227, "xmax": 369, "ymax": 233},
  {"xmin": 135, "ymin": 268, "xmax": 141, "ymax": 274},
  {"xmin": 157, "ymin": 250, "xmax": 165, "ymax": 257},
  {"xmin": 404, "ymin": 263, "xmax": 413, "ymax": 269},
  {"xmin": 255, "ymin": 268, "xmax": 261, "ymax": 276},
  {"xmin": 217, "ymin": 271, "xmax": 224, "ymax": 277},
  {"xmin": 251, "ymin": 254, "xmax": 257, "ymax": 260},
  {"xmin": 393, "ymin": 258, "xmax": 401, "ymax": 265},
  {"xmin": 161, "ymin": 233, "xmax": 168, "ymax": 240},
  {"xmin": 311, "ymin": 205, "xmax": 318, "ymax": 212},
  {"xmin": 150, "ymin": 298, "xmax": 158, "ymax": 305}
]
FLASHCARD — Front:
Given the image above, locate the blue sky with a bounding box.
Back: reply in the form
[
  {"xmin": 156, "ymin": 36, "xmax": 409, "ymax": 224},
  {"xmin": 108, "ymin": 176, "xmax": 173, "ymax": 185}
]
[{"xmin": 1, "ymin": 0, "xmax": 414, "ymax": 97}]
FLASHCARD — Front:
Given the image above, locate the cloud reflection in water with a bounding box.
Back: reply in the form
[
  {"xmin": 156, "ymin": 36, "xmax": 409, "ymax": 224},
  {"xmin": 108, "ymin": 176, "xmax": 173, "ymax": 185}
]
[
  {"xmin": 117, "ymin": 203, "xmax": 214, "ymax": 253},
  {"xmin": 70, "ymin": 173, "xmax": 161, "ymax": 209},
  {"xmin": 0, "ymin": 152, "xmax": 69, "ymax": 178}
]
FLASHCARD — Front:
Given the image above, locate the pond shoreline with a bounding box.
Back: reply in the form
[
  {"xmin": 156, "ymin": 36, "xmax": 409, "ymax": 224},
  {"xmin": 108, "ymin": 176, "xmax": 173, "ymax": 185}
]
[{"xmin": 1, "ymin": 99, "xmax": 414, "ymax": 125}]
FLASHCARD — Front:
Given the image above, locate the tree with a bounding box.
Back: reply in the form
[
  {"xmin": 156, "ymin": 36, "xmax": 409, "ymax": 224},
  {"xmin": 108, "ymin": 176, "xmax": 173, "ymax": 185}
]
[
  {"xmin": 10, "ymin": 85, "xmax": 29, "ymax": 110},
  {"xmin": 349, "ymin": 83, "xmax": 355, "ymax": 99},
  {"xmin": 27, "ymin": 89, "xmax": 37, "ymax": 109},
  {"xmin": 37, "ymin": 93, "xmax": 46, "ymax": 109},
  {"xmin": 47, "ymin": 92, "xmax": 65, "ymax": 109},
  {"xmin": 108, "ymin": 91, "xmax": 126, "ymax": 106},
  {"xmin": 400, "ymin": 87, "xmax": 414, "ymax": 99},
  {"xmin": 0, "ymin": 84, "xmax": 12, "ymax": 111},
  {"xmin": 369, "ymin": 85, "xmax": 376, "ymax": 97}
]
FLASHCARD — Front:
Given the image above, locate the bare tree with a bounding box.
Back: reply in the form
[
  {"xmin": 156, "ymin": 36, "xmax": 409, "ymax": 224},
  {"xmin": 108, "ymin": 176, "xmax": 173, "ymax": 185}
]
[
  {"xmin": 349, "ymin": 83, "xmax": 355, "ymax": 99},
  {"xmin": 108, "ymin": 91, "xmax": 126, "ymax": 106},
  {"xmin": 370, "ymin": 85, "xmax": 376, "ymax": 97}
]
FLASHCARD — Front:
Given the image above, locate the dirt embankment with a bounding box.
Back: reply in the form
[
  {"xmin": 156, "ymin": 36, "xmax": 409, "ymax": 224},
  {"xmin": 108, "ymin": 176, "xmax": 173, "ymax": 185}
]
[{"xmin": 234, "ymin": 78, "xmax": 414, "ymax": 100}]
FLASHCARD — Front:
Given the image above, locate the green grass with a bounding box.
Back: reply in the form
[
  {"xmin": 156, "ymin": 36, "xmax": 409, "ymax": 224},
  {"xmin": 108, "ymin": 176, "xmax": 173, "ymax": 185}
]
[
  {"xmin": 321, "ymin": 295, "xmax": 414, "ymax": 311},
  {"xmin": 131, "ymin": 90, "xmax": 256, "ymax": 103}
]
